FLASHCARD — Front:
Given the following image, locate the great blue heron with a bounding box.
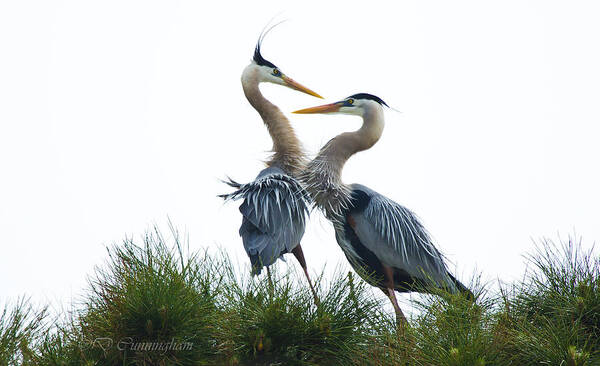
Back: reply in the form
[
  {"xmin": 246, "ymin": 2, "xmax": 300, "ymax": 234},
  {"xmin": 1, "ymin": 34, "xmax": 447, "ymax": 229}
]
[
  {"xmin": 294, "ymin": 93, "xmax": 472, "ymax": 323},
  {"xmin": 220, "ymin": 33, "xmax": 322, "ymax": 304}
]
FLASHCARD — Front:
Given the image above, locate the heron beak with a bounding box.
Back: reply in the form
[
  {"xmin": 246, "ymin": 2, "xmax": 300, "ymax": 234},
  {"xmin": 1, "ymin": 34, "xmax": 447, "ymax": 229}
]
[
  {"xmin": 282, "ymin": 75, "xmax": 323, "ymax": 99},
  {"xmin": 292, "ymin": 102, "xmax": 342, "ymax": 114}
]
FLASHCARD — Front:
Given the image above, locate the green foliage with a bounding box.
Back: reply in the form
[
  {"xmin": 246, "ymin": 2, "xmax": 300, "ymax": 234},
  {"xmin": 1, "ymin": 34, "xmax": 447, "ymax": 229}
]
[
  {"xmin": 217, "ymin": 268, "xmax": 384, "ymax": 365},
  {"xmin": 406, "ymin": 280, "xmax": 499, "ymax": 366},
  {"xmin": 3, "ymin": 230, "xmax": 599, "ymax": 365},
  {"xmin": 0, "ymin": 297, "xmax": 46, "ymax": 366},
  {"xmin": 34, "ymin": 320, "xmax": 90, "ymax": 366},
  {"xmin": 495, "ymin": 238, "xmax": 600, "ymax": 365},
  {"xmin": 78, "ymin": 227, "xmax": 220, "ymax": 365}
]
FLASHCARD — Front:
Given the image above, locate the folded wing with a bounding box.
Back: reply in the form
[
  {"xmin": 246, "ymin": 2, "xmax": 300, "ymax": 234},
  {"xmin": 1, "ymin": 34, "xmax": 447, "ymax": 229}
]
[
  {"xmin": 348, "ymin": 184, "xmax": 458, "ymax": 291},
  {"xmin": 220, "ymin": 166, "xmax": 309, "ymax": 274}
]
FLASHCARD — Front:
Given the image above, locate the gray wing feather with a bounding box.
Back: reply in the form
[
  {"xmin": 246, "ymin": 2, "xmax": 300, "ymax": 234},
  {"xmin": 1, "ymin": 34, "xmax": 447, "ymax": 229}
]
[
  {"xmin": 220, "ymin": 167, "xmax": 309, "ymax": 274},
  {"xmin": 349, "ymin": 184, "xmax": 456, "ymax": 290}
]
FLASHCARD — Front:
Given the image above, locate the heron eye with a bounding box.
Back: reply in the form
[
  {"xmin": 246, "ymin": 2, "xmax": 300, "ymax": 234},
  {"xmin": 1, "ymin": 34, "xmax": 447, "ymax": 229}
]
[
  {"xmin": 347, "ymin": 99, "xmax": 354, "ymax": 105},
  {"xmin": 273, "ymin": 69, "xmax": 281, "ymax": 76}
]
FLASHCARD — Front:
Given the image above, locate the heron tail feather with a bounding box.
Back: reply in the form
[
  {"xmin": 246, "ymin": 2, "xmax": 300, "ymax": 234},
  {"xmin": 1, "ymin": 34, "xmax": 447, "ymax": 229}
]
[{"xmin": 447, "ymin": 272, "xmax": 475, "ymax": 301}]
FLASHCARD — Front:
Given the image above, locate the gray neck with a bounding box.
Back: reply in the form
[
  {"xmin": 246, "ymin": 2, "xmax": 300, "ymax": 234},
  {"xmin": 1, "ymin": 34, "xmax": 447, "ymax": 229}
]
[
  {"xmin": 241, "ymin": 66, "xmax": 306, "ymax": 176},
  {"xmin": 303, "ymin": 104, "xmax": 385, "ymax": 220}
]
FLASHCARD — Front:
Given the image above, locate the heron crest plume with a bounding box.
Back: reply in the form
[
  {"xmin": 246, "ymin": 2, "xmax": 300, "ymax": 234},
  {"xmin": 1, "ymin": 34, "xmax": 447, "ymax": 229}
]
[
  {"xmin": 252, "ymin": 18, "xmax": 287, "ymax": 68},
  {"xmin": 253, "ymin": 42, "xmax": 276, "ymax": 68}
]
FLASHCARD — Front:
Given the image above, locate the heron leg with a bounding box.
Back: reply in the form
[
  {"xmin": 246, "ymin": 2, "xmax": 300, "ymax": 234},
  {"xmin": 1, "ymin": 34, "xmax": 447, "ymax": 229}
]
[
  {"xmin": 266, "ymin": 266, "xmax": 274, "ymax": 298},
  {"xmin": 387, "ymin": 288, "xmax": 407, "ymax": 326},
  {"xmin": 381, "ymin": 264, "xmax": 407, "ymax": 328},
  {"xmin": 292, "ymin": 245, "xmax": 320, "ymax": 306}
]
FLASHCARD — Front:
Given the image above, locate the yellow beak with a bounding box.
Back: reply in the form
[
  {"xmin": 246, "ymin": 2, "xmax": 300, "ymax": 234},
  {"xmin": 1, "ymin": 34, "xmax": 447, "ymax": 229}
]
[
  {"xmin": 292, "ymin": 102, "xmax": 342, "ymax": 114},
  {"xmin": 282, "ymin": 75, "xmax": 323, "ymax": 99}
]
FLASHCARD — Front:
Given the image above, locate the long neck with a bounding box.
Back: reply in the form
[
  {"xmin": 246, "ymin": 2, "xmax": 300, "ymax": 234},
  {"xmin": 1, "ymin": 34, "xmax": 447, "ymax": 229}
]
[
  {"xmin": 303, "ymin": 105, "xmax": 385, "ymax": 220},
  {"xmin": 241, "ymin": 66, "xmax": 306, "ymax": 176}
]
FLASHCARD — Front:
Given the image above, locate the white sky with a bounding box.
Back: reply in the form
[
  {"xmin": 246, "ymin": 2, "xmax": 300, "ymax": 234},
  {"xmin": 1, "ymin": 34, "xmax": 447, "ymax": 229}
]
[{"xmin": 1, "ymin": 1, "xmax": 599, "ymax": 310}]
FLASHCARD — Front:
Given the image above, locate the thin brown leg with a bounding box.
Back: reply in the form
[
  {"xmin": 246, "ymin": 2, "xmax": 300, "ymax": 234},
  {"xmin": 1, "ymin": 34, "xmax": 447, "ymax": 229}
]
[
  {"xmin": 388, "ymin": 288, "xmax": 407, "ymax": 325},
  {"xmin": 266, "ymin": 266, "xmax": 274, "ymax": 298},
  {"xmin": 292, "ymin": 245, "xmax": 320, "ymax": 306},
  {"xmin": 382, "ymin": 264, "xmax": 408, "ymax": 328}
]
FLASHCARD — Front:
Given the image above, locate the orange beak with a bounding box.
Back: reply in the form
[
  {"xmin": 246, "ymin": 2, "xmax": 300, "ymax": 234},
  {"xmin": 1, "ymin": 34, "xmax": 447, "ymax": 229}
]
[
  {"xmin": 282, "ymin": 75, "xmax": 323, "ymax": 99},
  {"xmin": 292, "ymin": 102, "xmax": 343, "ymax": 114}
]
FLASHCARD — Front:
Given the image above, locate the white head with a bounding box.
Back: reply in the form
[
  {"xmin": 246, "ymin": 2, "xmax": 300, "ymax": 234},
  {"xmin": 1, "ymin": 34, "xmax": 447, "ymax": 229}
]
[
  {"xmin": 292, "ymin": 93, "xmax": 388, "ymax": 117},
  {"xmin": 243, "ymin": 41, "xmax": 322, "ymax": 98}
]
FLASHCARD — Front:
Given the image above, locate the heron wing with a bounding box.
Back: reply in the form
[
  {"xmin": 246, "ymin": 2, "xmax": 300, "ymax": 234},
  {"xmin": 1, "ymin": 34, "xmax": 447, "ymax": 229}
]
[
  {"xmin": 220, "ymin": 166, "xmax": 309, "ymax": 273},
  {"xmin": 347, "ymin": 184, "xmax": 456, "ymax": 290}
]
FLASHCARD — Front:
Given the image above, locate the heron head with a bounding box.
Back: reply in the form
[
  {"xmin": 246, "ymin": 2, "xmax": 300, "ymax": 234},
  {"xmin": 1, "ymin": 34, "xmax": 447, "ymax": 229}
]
[
  {"xmin": 249, "ymin": 41, "xmax": 322, "ymax": 99},
  {"xmin": 293, "ymin": 93, "xmax": 388, "ymax": 116}
]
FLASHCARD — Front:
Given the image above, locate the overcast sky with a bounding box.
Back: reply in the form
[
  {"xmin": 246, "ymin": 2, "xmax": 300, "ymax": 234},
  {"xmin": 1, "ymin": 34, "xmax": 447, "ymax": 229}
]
[{"xmin": 1, "ymin": 1, "xmax": 599, "ymax": 310}]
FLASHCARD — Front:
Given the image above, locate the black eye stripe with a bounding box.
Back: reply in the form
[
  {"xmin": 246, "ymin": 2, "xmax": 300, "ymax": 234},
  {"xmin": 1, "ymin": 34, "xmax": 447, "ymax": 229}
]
[{"xmin": 346, "ymin": 93, "xmax": 388, "ymax": 107}]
